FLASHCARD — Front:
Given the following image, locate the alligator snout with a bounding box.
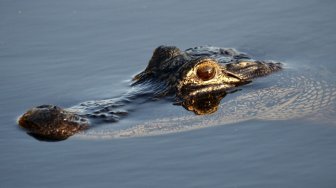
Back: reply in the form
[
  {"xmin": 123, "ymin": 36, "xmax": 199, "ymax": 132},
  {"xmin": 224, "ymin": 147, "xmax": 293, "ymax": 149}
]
[{"xmin": 18, "ymin": 105, "xmax": 89, "ymax": 141}]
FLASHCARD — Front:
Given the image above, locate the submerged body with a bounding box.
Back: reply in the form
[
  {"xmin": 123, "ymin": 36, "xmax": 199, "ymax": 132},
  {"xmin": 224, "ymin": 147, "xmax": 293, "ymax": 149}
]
[{"xmin": 18, "ymin": 46, "xmax": 282, "ymax": 141}]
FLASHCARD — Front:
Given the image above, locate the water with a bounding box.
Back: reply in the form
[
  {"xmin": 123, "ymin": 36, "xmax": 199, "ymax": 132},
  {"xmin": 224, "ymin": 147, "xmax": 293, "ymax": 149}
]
[{"xmin": 1, "ymin": 0, "xmax": 336, "ymax": 187}]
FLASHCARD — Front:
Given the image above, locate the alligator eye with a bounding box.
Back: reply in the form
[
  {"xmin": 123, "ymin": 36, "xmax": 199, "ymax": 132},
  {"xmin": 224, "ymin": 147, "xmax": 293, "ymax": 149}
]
[{"xmin": 196, "ymin": 65, "xmax": 216, "ymax": 81}]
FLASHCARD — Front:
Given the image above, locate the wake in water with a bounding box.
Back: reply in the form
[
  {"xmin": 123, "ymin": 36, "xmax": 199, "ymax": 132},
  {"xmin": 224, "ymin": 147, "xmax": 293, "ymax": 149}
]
[{"xmin": 78, "ymin": 68, "xmax": 336, "ymax": 139}]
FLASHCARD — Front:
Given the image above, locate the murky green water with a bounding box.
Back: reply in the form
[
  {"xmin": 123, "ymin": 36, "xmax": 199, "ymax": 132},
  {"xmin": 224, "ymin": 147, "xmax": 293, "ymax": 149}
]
[{"xmin": 1, "ymin": 0, "xmax": 336, "ymax": 187}]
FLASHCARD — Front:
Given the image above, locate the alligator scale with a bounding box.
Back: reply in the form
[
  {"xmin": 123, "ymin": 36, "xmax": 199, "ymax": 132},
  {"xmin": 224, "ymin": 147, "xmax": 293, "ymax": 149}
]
[{"xmin": 18, "ymin": 45, "xmax": 309, "ymax": 141}]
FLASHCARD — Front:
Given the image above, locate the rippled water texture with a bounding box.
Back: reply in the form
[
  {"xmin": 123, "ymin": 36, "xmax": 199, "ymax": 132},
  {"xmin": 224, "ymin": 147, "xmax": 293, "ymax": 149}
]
[{"xmin": 1, "ymin": 0, "xmax": 336, "ymax": 187}]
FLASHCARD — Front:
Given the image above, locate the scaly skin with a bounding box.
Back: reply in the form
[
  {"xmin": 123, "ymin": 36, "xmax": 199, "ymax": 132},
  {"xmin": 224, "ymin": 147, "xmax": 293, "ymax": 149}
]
[{"xmin": 18, "ymin": 45, "xmax": 282, "ymax": 141}]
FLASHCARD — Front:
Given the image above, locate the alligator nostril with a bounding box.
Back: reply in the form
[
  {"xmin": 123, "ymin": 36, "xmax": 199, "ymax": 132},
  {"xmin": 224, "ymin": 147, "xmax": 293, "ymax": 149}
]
[{"xmin": 36, "ymin": 105, "xmax": 53, "ymax": 109}]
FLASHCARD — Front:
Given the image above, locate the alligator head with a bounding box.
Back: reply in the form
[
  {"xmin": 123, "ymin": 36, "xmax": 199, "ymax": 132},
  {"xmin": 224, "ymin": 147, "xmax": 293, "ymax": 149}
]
[{"xmin": 18, "ymin": 45, "xmax": 282, "ymax": 141}]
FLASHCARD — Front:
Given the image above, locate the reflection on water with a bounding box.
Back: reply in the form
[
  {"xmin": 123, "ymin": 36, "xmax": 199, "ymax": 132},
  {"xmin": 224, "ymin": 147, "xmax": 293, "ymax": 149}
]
[{"xmin": 180, "ymin": 91, "xmax": 226, "ymax": 115}]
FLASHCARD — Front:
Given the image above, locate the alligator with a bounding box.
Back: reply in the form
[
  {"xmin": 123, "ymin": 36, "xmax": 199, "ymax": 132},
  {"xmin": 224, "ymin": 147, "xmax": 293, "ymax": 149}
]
[{"xmin": 18, "ymin": 45, "xmax": 282, "ymax": 141}]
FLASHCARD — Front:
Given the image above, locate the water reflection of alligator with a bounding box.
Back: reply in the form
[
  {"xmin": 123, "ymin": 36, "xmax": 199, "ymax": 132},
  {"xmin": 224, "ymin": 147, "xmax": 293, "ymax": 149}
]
[{"xmin": 18, "ymin": 46, "xmax": 282, "ymax": 141}]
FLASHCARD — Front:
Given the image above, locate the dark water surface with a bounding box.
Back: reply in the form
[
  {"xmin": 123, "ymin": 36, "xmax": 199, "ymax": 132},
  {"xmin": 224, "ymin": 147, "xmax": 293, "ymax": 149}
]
[{"xmin": 1, "ymin": 0, "xmax": 336, "ymax": 187}]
